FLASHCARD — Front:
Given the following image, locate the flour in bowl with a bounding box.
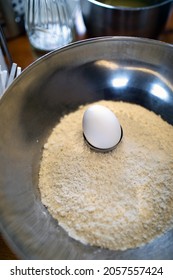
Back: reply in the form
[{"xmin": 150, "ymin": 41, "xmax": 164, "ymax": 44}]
[{"xmin": 38, "ymin": 101, "xmax": 173, "ymax": 251}]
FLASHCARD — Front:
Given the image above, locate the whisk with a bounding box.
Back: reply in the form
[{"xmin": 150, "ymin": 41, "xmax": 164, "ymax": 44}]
[{"xmin": 25, "ymin": 0, "xmax": 75, "ymax": 52}]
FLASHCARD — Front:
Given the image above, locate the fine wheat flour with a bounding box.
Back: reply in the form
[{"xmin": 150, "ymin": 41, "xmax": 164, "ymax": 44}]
[{"xmin": 39, "ymin": 101, "xmax": 173, "ymax": 251}]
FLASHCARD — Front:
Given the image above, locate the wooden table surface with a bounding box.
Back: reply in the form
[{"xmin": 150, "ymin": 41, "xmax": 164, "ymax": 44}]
[{"xmin": 1, "ymin": 7, "xmax": 173, "ymax": 260}]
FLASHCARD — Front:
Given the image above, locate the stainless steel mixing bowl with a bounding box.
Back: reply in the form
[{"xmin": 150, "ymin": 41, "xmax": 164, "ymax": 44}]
[
  {"xmin": 80, "ymin": 0, "xmax": 173, "ymax": 38},
  {"xmin": 0, "ymin": 37, "xmax": 173, "ymax": 259}
]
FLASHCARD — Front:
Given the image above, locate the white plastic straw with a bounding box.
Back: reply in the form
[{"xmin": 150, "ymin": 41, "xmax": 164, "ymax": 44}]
[
  {"xmin": 6, "ymin": 63, "xmax": 17, "ymax": 87},
  {"xmin": 0, "ymin": 62, "xmax": 22, "ymax": 98}
]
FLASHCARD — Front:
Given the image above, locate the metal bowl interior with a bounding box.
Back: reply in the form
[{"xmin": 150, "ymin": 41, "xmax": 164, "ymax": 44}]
[{"xmin": 0, "ymin": 37, "xmax": 173, "ymax": 259}]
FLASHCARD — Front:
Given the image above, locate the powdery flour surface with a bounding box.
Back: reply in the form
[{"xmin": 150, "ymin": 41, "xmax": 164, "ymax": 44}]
[{"xmin": 39, "ymin": 101, "xmax": 173, "ymax": 251}]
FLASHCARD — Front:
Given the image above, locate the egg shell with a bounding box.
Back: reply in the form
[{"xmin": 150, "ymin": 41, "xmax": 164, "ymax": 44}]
[{"xmin": 82, "ymin": 104, "xmax": 122, "ymax": 150}]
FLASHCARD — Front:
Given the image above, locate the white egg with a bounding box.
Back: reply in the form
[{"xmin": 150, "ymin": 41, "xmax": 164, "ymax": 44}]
[{"xmin": 82, "ymin": 104, "xmax": 122, "ymax": 151}]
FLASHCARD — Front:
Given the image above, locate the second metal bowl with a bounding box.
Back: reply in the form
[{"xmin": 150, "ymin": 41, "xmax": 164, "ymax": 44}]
[{"xmin": 80, "ymin": 0, "xmax": 173, "ymax": 38}]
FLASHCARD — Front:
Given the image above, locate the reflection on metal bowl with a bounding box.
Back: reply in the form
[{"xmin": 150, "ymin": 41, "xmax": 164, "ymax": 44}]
[
  {"xmin": 0, "ymin": 37, "xmax": 173, "ymax": 259},
  {"xmin": 80, "ymin": 0, "xmax": 173, "ymax": 38}
]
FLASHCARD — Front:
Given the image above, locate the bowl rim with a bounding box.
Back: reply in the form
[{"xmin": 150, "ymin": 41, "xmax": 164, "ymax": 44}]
[{"xmin": 85, "ymin": 0, "xmax": 173, "ymax": 10}]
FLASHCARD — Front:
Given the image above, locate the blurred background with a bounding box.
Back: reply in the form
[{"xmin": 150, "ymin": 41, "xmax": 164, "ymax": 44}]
[{"xmin": 0, "ymin": 0, "xmax": 173, "ymax": 72}]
